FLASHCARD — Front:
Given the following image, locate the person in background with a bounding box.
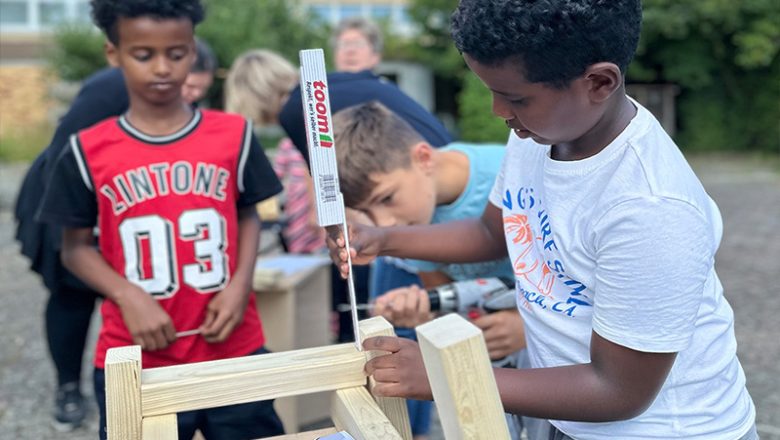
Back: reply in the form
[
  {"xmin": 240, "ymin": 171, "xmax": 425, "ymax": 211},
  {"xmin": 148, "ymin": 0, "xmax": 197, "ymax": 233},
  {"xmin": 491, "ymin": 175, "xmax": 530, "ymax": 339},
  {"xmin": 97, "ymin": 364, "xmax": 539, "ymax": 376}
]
[
  {"xmin": 13, "ymin": 23, "xmax": 218, "ymax": 436},
  {"xmin": 331, "ymin": 16, "xmax": 382, "ymax": 73}
]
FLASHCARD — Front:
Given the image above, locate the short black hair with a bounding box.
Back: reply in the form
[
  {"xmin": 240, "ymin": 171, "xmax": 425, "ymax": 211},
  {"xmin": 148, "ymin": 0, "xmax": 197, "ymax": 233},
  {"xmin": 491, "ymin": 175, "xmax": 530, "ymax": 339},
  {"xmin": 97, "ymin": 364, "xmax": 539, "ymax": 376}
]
[
  {"xmin": 451, "ymin": 0, "xmax": 642, "ymax": 88},
  {"xmin": 91, "ymin": 0, "xmax": 205, "ymax": 45}
]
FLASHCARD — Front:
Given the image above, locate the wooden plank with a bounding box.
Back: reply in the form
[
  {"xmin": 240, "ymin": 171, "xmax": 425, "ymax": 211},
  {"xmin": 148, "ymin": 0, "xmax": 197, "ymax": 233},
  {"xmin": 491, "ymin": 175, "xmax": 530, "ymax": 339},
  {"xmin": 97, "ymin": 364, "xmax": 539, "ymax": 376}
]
[
  {"xmin": 105, "ymin": 346, "xmax": 143, "ymax": 440},
  {"xmin": 416, "ymin": 314, "xmax": 510, "ymax": 440},
  {"xmin": 358, "ymin": 317, "xmax": 413, "ymax": 440},
  {"xmin": 141, "ymin": 414, "xmax": 178, "ymax": 439},
  {"xmin": 331, "ymin": 386, "xmax": 403, "ymax": 440},
  {"xmin": 141, "ymin": 344, "xmax": 366, "ymax": 416},
  {"xmin": 261, "ymin": 427, "xmax": 338, "ymax": 439}
]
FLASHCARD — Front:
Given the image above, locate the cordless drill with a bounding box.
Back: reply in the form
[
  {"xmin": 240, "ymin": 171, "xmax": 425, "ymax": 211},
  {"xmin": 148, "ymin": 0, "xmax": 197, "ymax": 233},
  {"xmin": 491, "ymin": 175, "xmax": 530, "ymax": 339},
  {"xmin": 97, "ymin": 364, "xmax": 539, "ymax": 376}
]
[{"xmin": 427, "ymin": 277, "xmax": 517, "ymax": 318}]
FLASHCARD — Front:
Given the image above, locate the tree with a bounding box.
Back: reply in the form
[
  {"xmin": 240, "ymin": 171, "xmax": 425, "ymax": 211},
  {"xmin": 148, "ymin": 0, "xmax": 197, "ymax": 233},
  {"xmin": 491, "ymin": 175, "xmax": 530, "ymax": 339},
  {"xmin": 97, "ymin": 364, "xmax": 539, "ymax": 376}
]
[
  {"xmin": 197, "ymin": 0, "xmax": 327, "ymax": 71},
  {"xmin": 632, "ymin": 0, "xmax": 780, "ymax": 152},
  {"xmin": 407, "ymin": 0, "xmax": 780, "ymax": 152}
]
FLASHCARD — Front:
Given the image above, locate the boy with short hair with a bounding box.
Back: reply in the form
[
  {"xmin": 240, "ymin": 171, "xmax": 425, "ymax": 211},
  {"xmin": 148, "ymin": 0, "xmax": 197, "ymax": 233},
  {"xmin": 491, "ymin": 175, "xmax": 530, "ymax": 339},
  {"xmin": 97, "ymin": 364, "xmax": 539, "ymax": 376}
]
[
  {"xmin": 37, "ymin": 0, "xmax": 285, "ymax": 438},
  {"xmin": 333, "ymin": 101, "xmax": 525, "ymax": 358},
  {"xmin": 330, "ymin": 1, "xmax": 757, "ymax": 439},
  {"xmin": 333, "ymin": 101, "xmax": 532, "ymax": 439}
]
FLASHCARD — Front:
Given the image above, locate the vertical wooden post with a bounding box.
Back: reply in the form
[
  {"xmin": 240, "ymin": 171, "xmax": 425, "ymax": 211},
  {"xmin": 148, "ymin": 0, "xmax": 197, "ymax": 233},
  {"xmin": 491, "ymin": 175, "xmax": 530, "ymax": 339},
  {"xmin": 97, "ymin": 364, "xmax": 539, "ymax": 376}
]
[
  {"xmin": 105, "ymin": 345, "xmax": 143, "ymax": 440},
  {"xmin": 359, "ymin": 317, "xmax": 413, "ymax": 440},
  {"xmin": 141, "ymin": 414, "xmax": 178, "ymax": 439},
  {"xmin": 416, "ymin": 314, "xmax": 510, "ymax": 440}
]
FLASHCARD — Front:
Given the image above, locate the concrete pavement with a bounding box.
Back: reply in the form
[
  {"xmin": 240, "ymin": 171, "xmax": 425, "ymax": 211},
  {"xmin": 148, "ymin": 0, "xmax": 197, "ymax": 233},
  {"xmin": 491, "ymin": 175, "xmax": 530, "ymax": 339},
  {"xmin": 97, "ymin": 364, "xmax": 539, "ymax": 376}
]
[{"xmin": 0, "ymin": 154, "xmax": 778, "ymax": 439}]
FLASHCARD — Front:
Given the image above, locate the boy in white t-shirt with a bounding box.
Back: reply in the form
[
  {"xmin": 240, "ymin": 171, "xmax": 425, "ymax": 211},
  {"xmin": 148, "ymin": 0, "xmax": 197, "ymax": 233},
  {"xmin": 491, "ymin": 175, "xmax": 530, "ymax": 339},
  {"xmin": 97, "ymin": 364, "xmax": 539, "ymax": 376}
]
[{"xmin": 327, "ymin": 1, "xmax": 757, "ymax": 439}]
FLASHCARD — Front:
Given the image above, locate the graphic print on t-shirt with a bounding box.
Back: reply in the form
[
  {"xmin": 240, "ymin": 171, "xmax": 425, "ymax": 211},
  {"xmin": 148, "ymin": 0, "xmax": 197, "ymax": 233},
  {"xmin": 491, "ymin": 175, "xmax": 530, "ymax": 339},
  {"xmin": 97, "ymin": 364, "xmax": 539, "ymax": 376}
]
[{"xmin": 502, "ymin": 186, "xmax": 592, "ymax": 317}]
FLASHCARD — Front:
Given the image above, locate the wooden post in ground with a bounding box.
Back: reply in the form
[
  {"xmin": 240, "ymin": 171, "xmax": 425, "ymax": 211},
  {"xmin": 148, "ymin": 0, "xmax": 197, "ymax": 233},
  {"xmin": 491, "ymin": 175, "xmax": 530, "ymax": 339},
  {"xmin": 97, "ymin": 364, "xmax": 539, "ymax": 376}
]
[
  {"xmin": 359, "ymin": 317, "xmax": 413, "ymax": 440},
  {"xmin": 105, "ymin": 345, "xmax": 143, "ymax": 440},
  {"xmin": 416, "ymin": 314, "xmax": 510, "ymax": 440}
]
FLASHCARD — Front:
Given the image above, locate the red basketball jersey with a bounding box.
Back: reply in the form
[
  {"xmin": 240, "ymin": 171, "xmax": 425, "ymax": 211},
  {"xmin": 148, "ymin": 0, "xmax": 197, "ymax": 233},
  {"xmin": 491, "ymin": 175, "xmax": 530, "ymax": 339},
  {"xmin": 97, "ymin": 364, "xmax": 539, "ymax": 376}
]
[{"xmin": 74, "ymin": 110, "xmax": 265, "ymax": 368}]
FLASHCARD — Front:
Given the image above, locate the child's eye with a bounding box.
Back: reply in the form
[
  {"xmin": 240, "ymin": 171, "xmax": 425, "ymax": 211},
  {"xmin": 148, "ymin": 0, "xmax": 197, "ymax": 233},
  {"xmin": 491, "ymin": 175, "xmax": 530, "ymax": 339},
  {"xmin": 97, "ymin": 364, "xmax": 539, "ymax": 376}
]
[
  {"xmin": 380, "ymin": 194, "xmax": 394, "ymax": 205},
  {"xmin": 133, "ymin": 51, "xmax": 152, "ymax": 61},
  {"xmin": 169, "ymin": 50, "xmax": 186, "ymax": 61}
]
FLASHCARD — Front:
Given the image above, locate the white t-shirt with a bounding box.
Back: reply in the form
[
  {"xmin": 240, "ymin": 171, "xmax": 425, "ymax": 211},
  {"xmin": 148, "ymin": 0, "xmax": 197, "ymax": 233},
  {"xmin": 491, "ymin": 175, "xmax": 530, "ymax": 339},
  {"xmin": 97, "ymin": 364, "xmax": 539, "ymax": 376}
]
[{"xmin": 489, "ymin": 99, "xmax": 755, "ymax": 439}]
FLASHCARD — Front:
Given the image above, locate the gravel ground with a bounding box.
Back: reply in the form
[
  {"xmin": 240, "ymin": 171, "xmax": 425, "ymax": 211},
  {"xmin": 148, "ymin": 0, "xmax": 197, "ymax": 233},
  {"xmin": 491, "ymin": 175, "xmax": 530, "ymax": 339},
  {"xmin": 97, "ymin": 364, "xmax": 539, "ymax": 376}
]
[{"xmin": 0, "ymin": 154, "xmax": 778, "ymax": 439}]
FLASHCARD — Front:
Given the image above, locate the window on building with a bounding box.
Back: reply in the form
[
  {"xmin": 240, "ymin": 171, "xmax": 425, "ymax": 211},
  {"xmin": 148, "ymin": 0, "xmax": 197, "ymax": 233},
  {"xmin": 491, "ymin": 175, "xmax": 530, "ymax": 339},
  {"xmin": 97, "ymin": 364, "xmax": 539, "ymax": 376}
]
[
  {"xmin": 371, "ymin": 5, "xmax": 392, "ymax": 21},
  {"xmin": 39, "ymin": 1, "xmax": 67, "ymax": 25},
  {"xmin": 75, "ymin": 0, "xmax": 90, "ymax": 22},
  {"xmin": 338, "ymin": 5, "xmax": 362, "ymax": 20},
  {"xmin": 309, "ymin": 5, "xmax": 331, "ymax": 23},
  {"xmin": 0, "ymin": 1, "xmax": 28, "ymax": 25}
]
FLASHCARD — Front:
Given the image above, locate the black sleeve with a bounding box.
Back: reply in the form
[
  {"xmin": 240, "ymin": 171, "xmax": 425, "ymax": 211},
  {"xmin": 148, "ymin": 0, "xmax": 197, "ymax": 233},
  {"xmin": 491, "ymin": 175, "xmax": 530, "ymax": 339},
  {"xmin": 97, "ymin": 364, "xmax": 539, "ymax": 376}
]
[
  {"xmin": 237, "ymin": 127, "xmax": 283, "ymax": 208},
  {"xmin": 278, "ymin": 88, "xmax": 310, "ymax": 164},
  {"xmin": 36, "ymin": 139, "xmax": 97, "ymax": 228},
  {"xmin": 43, "ymin": 68, "xmax": 129, "ymax": 170}
]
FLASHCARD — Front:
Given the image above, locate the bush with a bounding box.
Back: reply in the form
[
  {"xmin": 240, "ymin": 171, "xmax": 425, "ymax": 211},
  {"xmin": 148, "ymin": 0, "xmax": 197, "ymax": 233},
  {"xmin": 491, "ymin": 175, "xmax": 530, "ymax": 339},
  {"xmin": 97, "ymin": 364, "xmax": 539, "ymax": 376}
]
[
  {"xmin": 457, "ymin": 72, "xmax": 508, "ymax": 143},
  {"xmin": 47, "ymin": 24, "xmax": 106, "ymax": 82}
]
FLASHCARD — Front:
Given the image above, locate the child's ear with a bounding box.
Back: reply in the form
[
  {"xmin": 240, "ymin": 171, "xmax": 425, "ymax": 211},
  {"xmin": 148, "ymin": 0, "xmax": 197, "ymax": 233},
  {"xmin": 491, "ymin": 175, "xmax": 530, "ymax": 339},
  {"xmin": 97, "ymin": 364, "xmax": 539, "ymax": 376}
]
[
  {"xmin": 410, "ymin": 142, "xmax": 434, "ymax": 173},
  {"xmin": 105, "ymin": 40, "xmax": 119, "ymax": 67},
  {"xmin": 583, "ymin": 62, "xmax": 623, "ymax": 103}
]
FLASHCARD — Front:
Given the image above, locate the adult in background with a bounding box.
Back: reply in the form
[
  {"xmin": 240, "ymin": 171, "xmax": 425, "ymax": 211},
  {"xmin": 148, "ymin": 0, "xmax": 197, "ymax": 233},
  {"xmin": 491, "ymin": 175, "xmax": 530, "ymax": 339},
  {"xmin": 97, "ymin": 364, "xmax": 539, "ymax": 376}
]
[{"xmin": 13, "ymin": 38, "xmax": 216, "ymax": 432}]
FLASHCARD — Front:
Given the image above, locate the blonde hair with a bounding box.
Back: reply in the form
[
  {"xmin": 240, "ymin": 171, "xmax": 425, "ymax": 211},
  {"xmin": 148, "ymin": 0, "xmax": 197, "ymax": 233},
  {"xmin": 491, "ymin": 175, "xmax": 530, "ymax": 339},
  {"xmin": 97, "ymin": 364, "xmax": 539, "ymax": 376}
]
[
  {"xmin": 333, "ymin": 101, "xmax": 424, "ymax": 207},
  {"xmin": 225, "ymin": 49, "xmax": 298, "ymax": 126}
]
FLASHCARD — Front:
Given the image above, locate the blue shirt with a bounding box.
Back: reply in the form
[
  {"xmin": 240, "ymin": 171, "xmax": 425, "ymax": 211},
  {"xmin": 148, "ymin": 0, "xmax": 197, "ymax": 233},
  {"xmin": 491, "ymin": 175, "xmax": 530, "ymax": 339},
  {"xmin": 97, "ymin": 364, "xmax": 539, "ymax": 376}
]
[
  {"xmin": 279, "ymin": 70, "xmax": 452, "ymax": 163},
  {"xmin": 406, "ymin": 143, "xmax": 513, "ymax": 282}
]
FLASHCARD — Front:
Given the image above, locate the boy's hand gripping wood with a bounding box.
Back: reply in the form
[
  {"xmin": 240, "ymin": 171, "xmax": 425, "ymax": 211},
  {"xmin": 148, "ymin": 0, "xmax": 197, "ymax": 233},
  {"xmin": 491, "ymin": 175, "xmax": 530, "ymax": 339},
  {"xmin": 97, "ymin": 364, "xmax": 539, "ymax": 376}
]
[
  {"xmin": 299, "ymin": 48, "xmax": 361, "ymax": 350},
  {"xmin": 416, "ymin": 314, "xmax": 510, "ymax": 440},
  {"xmin": 359, "ymin": 317, "xmax": 413, "ymax": 440}
]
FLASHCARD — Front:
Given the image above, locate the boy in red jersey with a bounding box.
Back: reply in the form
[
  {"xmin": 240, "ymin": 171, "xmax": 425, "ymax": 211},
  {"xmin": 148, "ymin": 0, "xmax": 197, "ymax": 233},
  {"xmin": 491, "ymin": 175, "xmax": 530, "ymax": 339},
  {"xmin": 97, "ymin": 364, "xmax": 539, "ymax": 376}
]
[{"xmin": 36, "ymin": 1, "xmax": 285, "ymax": 438}]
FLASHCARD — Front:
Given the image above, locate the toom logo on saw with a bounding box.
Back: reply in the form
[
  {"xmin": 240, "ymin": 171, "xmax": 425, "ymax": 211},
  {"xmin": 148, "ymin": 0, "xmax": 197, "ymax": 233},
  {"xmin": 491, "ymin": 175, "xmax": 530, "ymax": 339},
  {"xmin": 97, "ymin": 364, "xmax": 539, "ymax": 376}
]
[{"xmin": 313, "ymin": 81, "xmax": 333, "ymax": 148}]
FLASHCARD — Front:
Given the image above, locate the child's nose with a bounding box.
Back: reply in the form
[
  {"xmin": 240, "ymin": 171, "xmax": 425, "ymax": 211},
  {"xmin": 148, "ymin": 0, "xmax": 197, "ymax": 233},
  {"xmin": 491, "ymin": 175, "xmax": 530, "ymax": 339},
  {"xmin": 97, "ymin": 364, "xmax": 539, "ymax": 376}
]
[
  {"xmin": 491, "ymin": 94, "xmax": 514, "ymax": 120},
  {"xmin": 153, "ymin": 58, "xmax": 172, "ymax": 77}
]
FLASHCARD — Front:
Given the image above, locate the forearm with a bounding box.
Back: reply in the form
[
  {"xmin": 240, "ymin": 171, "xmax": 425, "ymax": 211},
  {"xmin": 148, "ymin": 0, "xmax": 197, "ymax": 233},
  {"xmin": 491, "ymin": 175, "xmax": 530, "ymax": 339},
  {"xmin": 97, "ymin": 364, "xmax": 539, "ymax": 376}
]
[
  {"xmin": 231, "ymin": 207, "xmax": 261, "ymax": 293},
  {"xmin": 495, "ymin": 363, "xmax": 641, "ymax": 422},
  {"xmin": 61, "ymin": 242, "xmax": 137, "ymax": 303},
  {"xmin": 495, "ymin": 332, "xmax": 674, "ymax": 421},
  {"xmin": 381, "ymin": 218, "xmax": 506, "ymax": 263}
]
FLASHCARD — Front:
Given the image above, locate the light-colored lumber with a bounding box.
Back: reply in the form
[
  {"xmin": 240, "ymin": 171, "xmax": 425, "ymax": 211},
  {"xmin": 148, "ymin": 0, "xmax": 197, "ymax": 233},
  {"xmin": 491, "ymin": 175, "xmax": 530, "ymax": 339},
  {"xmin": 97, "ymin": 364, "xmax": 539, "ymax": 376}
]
[
  {"xmin": 331, "ymin": 386, "xmax": 403, "ymax": 440},
  {"xmin": 416, "ymin": 314, "xmax": 510, "ymax": 440},
  {"xmin": 358, "ymin": 317, "xmax": 413, "ymax": 440},
  {"xmin": 106, "ymin": 345, "xmax": 143, "ymax": 440},
  {"xmin": 141, "ymin": 414, "xmax": 178, "ymax": 439},
  {"xmin": 140, "ymin": 343, "xmax": 366, "ymax": 416},
  {"xmin": 261, "ymin": 427, "xmax": 338, "ymax": 439}
]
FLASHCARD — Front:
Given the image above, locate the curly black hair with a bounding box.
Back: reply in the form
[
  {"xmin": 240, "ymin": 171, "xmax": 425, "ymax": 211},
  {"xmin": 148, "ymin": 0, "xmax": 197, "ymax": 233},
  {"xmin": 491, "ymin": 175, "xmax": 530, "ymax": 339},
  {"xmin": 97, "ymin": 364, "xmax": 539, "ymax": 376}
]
[
  {"xmin": 451, "ymin": 0, "xmax": 642, "ymax": 88},
  {"xmin": 91, "ymin": 0, "xmax": 205, "ymax": 45}
]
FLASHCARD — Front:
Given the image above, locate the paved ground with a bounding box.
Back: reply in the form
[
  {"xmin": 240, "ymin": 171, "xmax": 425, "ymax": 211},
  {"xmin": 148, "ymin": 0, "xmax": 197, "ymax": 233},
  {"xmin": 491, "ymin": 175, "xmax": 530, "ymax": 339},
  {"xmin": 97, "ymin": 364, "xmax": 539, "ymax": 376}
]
[{"xmin": 0, "ymin": 154, "xmax": 778, "ymax": 439}]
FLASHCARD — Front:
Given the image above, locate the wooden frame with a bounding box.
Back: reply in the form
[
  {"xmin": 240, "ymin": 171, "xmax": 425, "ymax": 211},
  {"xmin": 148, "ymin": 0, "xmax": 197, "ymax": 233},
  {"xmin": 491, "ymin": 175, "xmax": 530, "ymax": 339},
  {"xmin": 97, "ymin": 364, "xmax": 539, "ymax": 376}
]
[{"xmin": 105, "ymin": 315, "xmax": 507, "ymax": 439}]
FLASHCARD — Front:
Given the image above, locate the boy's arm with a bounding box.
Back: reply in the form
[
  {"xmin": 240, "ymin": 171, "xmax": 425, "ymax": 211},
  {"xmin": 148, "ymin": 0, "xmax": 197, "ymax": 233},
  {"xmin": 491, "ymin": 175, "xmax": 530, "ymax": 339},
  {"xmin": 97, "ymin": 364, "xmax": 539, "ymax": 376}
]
[
  {"xmin": 365, "ymin": 331, "xmax": 675, "ymax": 421},
  {"xmin": 330, "ymin": 204, "xmax": 507, "ymax": 277},
  {"xmin": 200, "ymin": 206, "xmax": 260, "ymax": 342},
  {"xmin": 61, "ymin": 227, "xmax": 176, "ymax": 351}
]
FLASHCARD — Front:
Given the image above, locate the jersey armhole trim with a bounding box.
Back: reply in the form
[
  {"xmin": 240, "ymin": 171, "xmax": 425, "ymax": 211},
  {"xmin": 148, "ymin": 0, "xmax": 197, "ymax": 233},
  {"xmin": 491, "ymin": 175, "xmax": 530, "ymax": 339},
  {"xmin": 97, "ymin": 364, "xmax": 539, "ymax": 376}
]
[
  {"xmin": 237, "ymin": 118, "xmax": 252, "ymax": 193},
  {"xmin": 70, "ymin": 134, "xmax": 94, "ymax": 192}
]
